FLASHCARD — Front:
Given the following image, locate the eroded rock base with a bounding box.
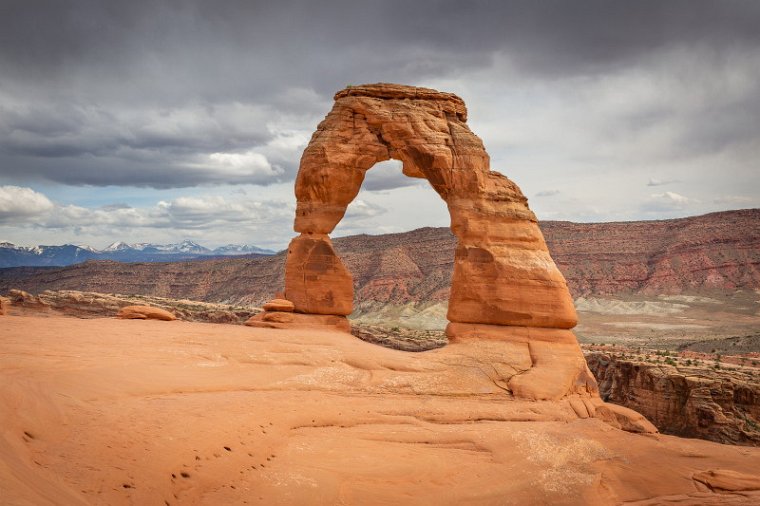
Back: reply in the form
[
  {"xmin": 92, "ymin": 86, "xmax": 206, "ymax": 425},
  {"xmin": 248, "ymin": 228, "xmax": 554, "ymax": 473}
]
[{"xmin": 245, "ymin": 311, "xmax": 350, "ymax": 333}]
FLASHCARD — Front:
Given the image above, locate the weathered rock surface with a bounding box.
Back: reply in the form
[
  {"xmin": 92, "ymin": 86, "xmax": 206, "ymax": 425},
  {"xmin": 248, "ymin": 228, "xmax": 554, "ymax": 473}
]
[
  {"xmin": 586, "ymin": 352, "xmax": 760, "ymax": 446},
  {"xmin": 286, "ymin": 83, "xmax": 577, "ymax": 330},
  {"xmin": 245, "ymin": 312, "xmax": 351, "ymax": 332},
  {"xmin": 116, "ymin": 305, "xmax": 177, "ymax": 321},
  {"xmin": 262, "ymin": 298, "xmax": 295, "ymax": 312},
  {"xmin": 284, "ymin": 234, "xmax": 352, "ymax": 315},
  {"xmin": 1, "ymin": 315, "xmax": 759, "ymax": 505}
]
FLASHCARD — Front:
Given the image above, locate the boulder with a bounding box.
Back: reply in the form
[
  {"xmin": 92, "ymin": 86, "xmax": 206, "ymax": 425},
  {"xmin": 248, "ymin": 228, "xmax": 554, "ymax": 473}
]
[
  {"xmin": 262, "ymin": 298, "xmax": 295, "ymax": 312},
  {"xmin": 245, "ymin": 312, "xmax": 350, "ymax": 333},
  {"xmin": 116, "ymin": 305, "xmax": 176, "ymax": 321}
]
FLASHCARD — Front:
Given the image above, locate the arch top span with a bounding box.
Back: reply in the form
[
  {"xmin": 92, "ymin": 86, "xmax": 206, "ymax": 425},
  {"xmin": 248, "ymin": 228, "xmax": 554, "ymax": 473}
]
[{"xmin": 284, "ymin": 83, "xmax": 577, "ymax": 332}]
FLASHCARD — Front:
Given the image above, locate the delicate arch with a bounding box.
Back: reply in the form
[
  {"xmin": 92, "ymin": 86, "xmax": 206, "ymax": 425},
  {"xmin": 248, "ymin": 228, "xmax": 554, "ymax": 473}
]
[{"xmin": 284, "ymin": 83, "xmax": 577, "ymax": 332}]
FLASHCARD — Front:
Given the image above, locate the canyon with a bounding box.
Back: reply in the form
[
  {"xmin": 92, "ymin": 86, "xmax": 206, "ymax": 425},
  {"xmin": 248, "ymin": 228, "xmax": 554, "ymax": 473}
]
[{"xmin": 586, "ymin": 350, "xmax": 760, "ymax": 447}]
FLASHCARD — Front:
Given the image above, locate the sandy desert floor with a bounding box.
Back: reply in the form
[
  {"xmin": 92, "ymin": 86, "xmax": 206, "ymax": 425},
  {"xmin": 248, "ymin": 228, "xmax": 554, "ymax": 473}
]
[{"xmin": 2, "ymin": 314, "xmax": 760, "ymax": 505}]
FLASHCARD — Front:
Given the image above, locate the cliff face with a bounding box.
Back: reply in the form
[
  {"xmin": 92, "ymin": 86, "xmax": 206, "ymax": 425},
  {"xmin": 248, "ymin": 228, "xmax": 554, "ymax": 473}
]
[
  {"xmin": 0, "ymin": 209, "xmax": 758, "ymax": 304},
  {"xmin": 586, "ymin": 352, "xmax": 760, "ymax": 446},
  {"xmin": 543, "ymin": 208, "xmax": 760, "ymax": 296}
]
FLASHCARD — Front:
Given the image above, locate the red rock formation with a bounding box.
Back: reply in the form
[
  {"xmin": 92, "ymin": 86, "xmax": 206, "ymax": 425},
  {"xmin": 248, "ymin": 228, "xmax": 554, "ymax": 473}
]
[
  {"xmin": 262, "ymin": 298, "xmax": 294, "ymax": 312},
  {"xmin": 116, "ymin": 305, "xmax": 176, "ymax": 321},
  {"xmin": 244, "ymin": 312, "xmax": 350, "ymax": 332},
  {"xmin": 276, "ymin": 83, "xmax": 603, "ymax": 404},
  {"xmin": 286, "ymin": 83, "xmax": 577, "ymax": 330}
]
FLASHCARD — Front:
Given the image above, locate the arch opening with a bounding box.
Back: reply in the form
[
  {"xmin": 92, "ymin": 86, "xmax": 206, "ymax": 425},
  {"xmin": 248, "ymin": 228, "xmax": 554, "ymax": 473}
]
[{"xmin": 330, "ymin": 158, "xmax": 453, "ymax": 332}]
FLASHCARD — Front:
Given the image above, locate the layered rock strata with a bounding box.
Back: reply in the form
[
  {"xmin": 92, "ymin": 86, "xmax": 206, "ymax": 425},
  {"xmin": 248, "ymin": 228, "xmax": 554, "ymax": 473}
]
[
  {"xmin": 286, "ymin": 83, "xmax": 576, "ymax": 329},
  {"xmin": 587, "ymin": 352, "xmax": 760, "ymax": 446},
  {"xmin": 277, "ymin": 83, "xmax": 597, "ymax": 403},
  {"xmin": 3, "ymin": 289, "xmax": 258, "ymax": 323}
]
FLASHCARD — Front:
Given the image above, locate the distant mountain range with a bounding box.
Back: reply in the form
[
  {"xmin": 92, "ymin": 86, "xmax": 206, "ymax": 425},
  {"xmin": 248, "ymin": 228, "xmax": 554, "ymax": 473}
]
[{"xmin": 0, "ymin": 239, "xmax": 275, "ymax": 267}]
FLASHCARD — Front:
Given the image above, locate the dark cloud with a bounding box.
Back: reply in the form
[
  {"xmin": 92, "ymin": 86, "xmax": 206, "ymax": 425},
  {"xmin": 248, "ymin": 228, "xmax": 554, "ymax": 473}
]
[{"xmin": 0, "ymin": 1, "xmax": 759, "ymax": 188}]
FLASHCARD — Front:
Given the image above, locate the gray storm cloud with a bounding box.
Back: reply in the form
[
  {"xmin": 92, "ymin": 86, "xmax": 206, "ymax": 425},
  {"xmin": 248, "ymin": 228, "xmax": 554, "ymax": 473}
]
[
  {"xmin": 0, "ymin": 1, "xmax": 758, "ymax": 189},
  {"xmin": 0, "ymin": 1, "xmax": 758, "ymax": 249}
]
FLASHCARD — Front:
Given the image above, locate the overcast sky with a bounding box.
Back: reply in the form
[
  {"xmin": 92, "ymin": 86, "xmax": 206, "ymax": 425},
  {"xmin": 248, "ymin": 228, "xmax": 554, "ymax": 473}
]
[{"xmin": 1, "ymin": 0, "xmax": 758, "ymax": 250}]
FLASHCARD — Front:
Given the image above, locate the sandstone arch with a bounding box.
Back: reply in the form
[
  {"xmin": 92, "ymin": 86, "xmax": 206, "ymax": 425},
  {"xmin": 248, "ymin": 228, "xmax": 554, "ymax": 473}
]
[
  {"xmin": 284, "ymin": 83, "xmax": 577, "ymax": 332},
  {"xmin": 247, "ymin": 83, "xmax": 612, "ymax": 402}
]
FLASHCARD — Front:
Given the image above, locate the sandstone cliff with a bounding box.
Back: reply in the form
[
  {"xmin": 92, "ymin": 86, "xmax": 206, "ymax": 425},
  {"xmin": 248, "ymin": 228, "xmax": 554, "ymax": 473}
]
[{"xmin": 586, "ymin": 351, "xmax": 760, "ymax": 446}]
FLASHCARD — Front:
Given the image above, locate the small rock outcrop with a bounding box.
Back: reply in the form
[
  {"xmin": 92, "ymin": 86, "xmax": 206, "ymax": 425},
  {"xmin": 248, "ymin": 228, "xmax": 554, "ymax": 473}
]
[
  {"xmin": 2, "ymin": 289, "xmax": 257, "ymax": 323},
  {"xmin": 262, "ymin": 298, "xmax": 295, "ymax": 312},
  {"xmin": 246, "ymin": 297, "xmax": 350, "ymax": 332},
  {"xmin": 117, "ymin": 305, "xmax": 177, "ymax": 321}
]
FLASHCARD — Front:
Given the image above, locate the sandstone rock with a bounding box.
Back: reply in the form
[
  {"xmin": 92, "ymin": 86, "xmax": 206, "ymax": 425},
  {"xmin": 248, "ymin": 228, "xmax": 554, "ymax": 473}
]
[
  {"xmin": 245, "ymin": 312, "xmax": 350, "ymax": 332},
  {"xmin": 445, "ymin": 322, "xmax": 598, "ymax": 401},
  {"xmin": 284, "ymin": 234, "xmax": 353, "ymax": 315},
  {"xmin": 593, "ymin": 402, "xmax": 658, "ymax": 434},
  {"xmin": 693, "ymin": 469, "xmax": 760, "ymax": 492},
  {"xmin": 8, "ymin": 288, "xmax": 48, "ymax": 309},
  {"xmin": 116, "ymin": 305, "xmax": 177, "ymax": 321},
  {"xmin": 262, "ymin": 311, "xmax": 294, "ymax": 323},
  {"xmin": 268, "ymin": 82, "xmax": 623, "ymax": 415},
  {"xmin": 262, "ymin": 298, "xmax": 295, "ymax": 312},
  {"xmin": 0, "ymin": 296, "xmax": 7, "ymax": 315},
  {"xmin": 285, "ymin": 83, "xmax": 576, "ymax": 328}
]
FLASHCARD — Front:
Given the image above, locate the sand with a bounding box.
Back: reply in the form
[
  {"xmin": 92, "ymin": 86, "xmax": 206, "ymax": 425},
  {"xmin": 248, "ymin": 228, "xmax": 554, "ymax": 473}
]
[{"xmin": 2, "ymin": 314, "xmax": 760, "ymax": 505}]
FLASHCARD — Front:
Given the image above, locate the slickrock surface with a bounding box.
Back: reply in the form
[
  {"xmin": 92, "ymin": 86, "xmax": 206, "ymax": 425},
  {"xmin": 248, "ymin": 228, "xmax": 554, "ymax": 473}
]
[
  {"xmin": 1, "ymin": 209, "xmax": 758, "ymax": 307},
  {"xmin": 286, "ymin": 83, "xmax": 577, "ymax": 329},
  {"xmin": 116, "ymin": 305, "xmax": 177, "ymax": 321},
  {"xmin": 2, "ymin": 314, "xmax": 760, "ymax": 505},
  {"xmin": 586, "ymin": 351, "xmax": 760, "ymax": 446}
]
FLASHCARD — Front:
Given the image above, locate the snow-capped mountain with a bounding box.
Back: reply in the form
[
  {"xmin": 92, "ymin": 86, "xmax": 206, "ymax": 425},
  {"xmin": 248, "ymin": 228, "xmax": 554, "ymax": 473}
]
[
  {"xmin": 103, "ymin": 241, "xmax": 132, "ymax": 252},
  {"xmin": 212, "ymin": 244, "xmax": 275, "ymax": 256},
  {"xmin": 0, "ymin": 240, "xmax": 275, "ymax": 268}
]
